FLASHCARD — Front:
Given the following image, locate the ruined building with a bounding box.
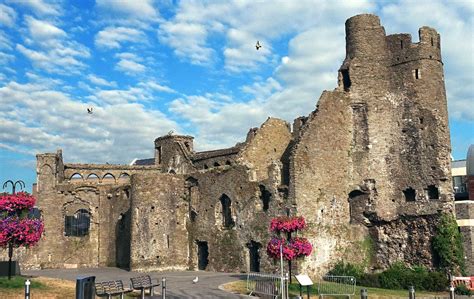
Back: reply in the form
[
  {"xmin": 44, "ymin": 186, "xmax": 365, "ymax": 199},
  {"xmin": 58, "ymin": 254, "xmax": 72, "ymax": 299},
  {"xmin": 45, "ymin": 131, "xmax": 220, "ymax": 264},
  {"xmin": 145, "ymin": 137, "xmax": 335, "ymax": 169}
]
[{"xmin": 19, "ymin": 14, "xmax": 460, "ymax": 277}]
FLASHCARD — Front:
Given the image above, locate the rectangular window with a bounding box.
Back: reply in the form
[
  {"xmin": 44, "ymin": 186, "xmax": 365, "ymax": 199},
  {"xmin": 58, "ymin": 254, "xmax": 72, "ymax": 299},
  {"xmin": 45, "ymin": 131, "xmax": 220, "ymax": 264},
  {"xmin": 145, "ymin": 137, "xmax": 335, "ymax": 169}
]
[
  {"xmin": 157, "ymin": 146, "xmax": 162, "ymax": 164},
  {"xmin": 413, "ymin": 69, "xmax": 421, "ymax": 80}
]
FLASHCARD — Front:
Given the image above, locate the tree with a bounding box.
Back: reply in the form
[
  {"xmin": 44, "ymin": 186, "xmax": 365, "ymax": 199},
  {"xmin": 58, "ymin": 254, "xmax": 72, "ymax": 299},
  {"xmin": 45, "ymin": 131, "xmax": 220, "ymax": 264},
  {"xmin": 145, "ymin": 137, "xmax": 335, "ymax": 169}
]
[
  {"xmin": 432, "ymin": 213, "xmax": 465, "ymax": 275},
  {"xmin": 0, "ymin": 192, "xmax": 44, "ymax": 279},
  {"xmin": 266, "ymin": 216, "xmax": 312, "ymax": 283}
]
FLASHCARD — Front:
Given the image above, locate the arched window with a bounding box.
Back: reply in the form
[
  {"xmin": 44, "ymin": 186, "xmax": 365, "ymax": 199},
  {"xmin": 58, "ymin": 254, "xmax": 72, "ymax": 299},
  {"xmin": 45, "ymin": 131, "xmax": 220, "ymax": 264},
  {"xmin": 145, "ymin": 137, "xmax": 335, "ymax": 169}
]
[
  {"xmin": 102, "ymin": 173, "xmax": 115, "ymax": 183},
  {"xmin": 118, "ymin": 173, "xmax": 130, "ymax": 181},
  {"xmin": 87, "ymin": 173, "xmax": 100, "ymax": 181},
  {"xmin": 219, "ymin": 194, "xmax": 234, "ymax": 228},
  {"xmin": 70, "ymin": 173, "xmax": 83, "ymax": 181},
  {"xmin": 65, "ymin": 209, "xmax": 90, "ymax": 237}
]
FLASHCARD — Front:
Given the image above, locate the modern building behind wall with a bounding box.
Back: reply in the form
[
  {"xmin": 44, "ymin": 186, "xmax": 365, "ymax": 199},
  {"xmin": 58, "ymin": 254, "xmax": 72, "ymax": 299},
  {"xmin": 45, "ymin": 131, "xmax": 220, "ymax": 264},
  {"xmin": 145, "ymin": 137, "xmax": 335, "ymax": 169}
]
[{"xmin": 10, "ymin": 14, "xmax": 469, "ymax": 277}]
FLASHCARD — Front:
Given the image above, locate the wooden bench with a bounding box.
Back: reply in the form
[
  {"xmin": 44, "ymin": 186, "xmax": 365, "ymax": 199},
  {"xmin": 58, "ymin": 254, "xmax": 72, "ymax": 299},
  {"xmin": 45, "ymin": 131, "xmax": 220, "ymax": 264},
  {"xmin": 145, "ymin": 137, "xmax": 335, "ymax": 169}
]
[
  {"xmin": 95, "ymin": 280, "xmax": 132, "ymax": 299},
  {"xmin": 130, "ymin": 275, "xmax": 160, "ymax": 299}
]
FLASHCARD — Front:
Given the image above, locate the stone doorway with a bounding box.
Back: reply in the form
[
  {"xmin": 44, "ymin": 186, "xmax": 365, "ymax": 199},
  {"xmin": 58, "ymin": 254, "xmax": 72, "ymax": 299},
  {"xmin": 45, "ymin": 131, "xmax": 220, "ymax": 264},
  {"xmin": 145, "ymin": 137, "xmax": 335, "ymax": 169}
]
[
  {"xmin": 247, "ymin": 240, "xmax": 261, "ymax": 272},
  {"xmin": 196, "ymin": 241, "xmax": 209, "ymax": 270},
  {"xmin": 116, "ymin": 209, "xmax": 131, "ymax": 269}
]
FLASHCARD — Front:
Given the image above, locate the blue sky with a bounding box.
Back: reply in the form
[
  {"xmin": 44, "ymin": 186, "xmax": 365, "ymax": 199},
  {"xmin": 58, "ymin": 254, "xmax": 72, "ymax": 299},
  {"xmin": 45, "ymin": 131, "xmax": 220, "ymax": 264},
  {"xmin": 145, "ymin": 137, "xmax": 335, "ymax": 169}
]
[{"xmin": 0, "ymin": 0, "xmax": 473, "ymax": 192}]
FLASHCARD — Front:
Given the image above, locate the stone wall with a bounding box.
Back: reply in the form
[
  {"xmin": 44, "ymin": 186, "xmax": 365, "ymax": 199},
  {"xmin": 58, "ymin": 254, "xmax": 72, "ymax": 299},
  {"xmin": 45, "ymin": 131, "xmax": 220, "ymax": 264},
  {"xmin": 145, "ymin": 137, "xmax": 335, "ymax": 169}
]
[{"xmin": 129, "ymin": 173, "xmax": 188, "ymax": 271}]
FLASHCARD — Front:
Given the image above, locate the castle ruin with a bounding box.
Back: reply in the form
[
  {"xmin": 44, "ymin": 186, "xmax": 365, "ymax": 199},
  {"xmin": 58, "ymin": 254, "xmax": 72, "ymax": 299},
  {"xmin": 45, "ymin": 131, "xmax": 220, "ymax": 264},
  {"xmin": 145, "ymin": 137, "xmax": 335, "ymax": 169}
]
[{"xmin": 20, "ymin": 14, "xmax": 457, "ymax": 277}]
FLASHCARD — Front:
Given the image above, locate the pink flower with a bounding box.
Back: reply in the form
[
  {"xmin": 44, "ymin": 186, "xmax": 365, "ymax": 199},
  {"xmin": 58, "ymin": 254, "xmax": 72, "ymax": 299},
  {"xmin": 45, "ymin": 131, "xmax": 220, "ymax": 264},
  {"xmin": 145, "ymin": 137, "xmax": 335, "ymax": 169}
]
[{"xmin": 270, "ymin": 216, "xmax": 306, "ymax": 233}]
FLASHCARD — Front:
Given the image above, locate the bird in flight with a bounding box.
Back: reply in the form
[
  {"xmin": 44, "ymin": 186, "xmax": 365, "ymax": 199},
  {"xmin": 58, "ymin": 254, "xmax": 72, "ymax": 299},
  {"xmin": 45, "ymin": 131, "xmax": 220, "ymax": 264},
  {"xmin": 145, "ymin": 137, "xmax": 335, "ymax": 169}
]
[
  {"xmin": 192, "ymin": 276, "xmax": 198, "ymax": 284},
  {"xmin": 87, "ymin": 107, "xmax": 93, "ymax": 114},
  {"xmin": 255, "ymin": 41, "xmax": 262, "ymax": 50}
]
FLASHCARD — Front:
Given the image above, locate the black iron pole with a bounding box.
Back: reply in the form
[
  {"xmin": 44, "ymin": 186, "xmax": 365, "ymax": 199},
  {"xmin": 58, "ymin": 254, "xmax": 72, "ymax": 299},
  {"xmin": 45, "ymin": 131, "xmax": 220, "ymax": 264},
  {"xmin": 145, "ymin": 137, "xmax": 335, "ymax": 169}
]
[{"xmin": 8, "ymin": 242, "xmax": 13, "ymax": 280}]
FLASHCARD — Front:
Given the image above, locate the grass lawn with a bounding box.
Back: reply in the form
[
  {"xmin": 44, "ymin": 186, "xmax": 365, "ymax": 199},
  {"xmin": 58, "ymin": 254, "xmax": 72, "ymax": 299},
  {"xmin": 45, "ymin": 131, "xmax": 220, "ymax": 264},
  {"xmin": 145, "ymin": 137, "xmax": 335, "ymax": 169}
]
[
  {"xmin": 222, "ymin": 280, "xmax": 450, "ymax": 298},
  {"xmin": 0, "ymin": 276, "xmax": 155, "ymax": 298}
]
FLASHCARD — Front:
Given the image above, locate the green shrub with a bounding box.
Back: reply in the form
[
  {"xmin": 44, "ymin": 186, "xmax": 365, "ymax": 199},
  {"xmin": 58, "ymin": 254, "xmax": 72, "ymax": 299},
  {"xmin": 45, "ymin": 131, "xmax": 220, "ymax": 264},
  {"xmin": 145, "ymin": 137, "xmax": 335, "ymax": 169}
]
[
  {"xmin": 432, "ymin": 213, "xmax": 466, "ymax": 275},
  {"xmin": 327, "ymin": 261, "xmax": 363, "ymax": 280},
  {"xmin": 0, "ymin": 276, "xmax": 44, "ymax": 289},
  {"xmin": 455, "ymin": 284, "xmax": 472, "ymax": 296}
]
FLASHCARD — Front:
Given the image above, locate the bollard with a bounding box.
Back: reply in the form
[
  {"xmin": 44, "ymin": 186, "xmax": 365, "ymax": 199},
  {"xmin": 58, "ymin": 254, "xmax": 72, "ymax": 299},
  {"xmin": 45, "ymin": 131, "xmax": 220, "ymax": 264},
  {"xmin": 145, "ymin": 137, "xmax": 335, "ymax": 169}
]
[
  {"xmin": 24, "ymin": 279, "xmax": 30, "ymax": 299},
  {"xmin": 449, "ymin": 285, "xmax": 455, "ymax": 299},
  {"xmin": 161, "ymin": 277, "xmax": 166, "ymax": 299},
  {"xmin": 408, "ymin": 286, "xmax": 415, "ymax": 299},
  {"xmin": 360, "ymin": 288, "xmax": 368, "ymax": 299}
]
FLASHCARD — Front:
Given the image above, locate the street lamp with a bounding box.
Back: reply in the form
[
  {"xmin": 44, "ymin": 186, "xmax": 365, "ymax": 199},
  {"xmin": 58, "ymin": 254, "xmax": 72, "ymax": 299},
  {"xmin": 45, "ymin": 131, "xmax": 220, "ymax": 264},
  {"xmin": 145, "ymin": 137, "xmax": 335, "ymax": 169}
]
[{"xmin": 2, "ymin": 180, "xmax": 26, "ymax": 280}]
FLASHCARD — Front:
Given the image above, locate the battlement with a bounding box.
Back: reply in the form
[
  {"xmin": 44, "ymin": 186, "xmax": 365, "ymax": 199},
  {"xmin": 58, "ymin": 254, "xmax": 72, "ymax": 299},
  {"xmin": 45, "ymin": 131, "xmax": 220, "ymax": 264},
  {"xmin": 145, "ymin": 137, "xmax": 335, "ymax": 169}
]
[{"xmin": 386, "ymin": 27, "xmax": 441, "ymax": 66}]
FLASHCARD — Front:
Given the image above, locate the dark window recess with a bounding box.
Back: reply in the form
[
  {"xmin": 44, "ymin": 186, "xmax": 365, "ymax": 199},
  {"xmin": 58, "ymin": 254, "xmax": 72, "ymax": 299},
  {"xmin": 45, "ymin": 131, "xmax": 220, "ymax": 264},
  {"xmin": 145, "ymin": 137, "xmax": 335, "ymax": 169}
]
[
  {"xmin": 204, "ymin": 164, "xmax": 208, "ymax": 169},
  {"xmin": 65, "ymin": 209, "xmax": 90, "ymax": 237},
  {"xmin": 348, "ymin": 190, "xmax": 368, "ymax": 224},
  {"xmin": 341, "ymin": 69, "xmax": 351, "ymax": 91},
  {"xmin": 225, "ymin": 160, "xmax": 232, "ymax": 166},
  {"xmin": 403, "ymin": 187, "xmax": 416, "ymax": 202},
  {"xmin": 259, "ymin": 185, "xmax": 272, "ymax": 212},
  {"xmin": 157, "ymin": 146, "xmax": 162, "ymax": 164},
  {"xmin": 196, "ymin": 241, "xmax": 209, "ymax": 270},
  {"xmin": 190, "ymin": 210, "xmax": 198, "ymax": 222},
  {"xmin": 415, "ymin": 69, "xmax": 420, "ymax": 79},
  {"xmin": 431, "ymin": 37, "xmax": 434, "ymax": 46},
  {"xmin": 247, "ymin": 241, "xmax": 262, "ymax": 272},
  {"xmin": 220, "ymin": 194, "xmax": 234, "ymax": 228},
  {"xmin": 400, "ymin": 40, "xmax": 404, "ymax": 49},
  {"xmin": 427, "ymin": 185, "xmax": 439, "ymax": 200},
  {"xmin": 213, "ymin": 162, "xmax": 220, "ymax": 167}
]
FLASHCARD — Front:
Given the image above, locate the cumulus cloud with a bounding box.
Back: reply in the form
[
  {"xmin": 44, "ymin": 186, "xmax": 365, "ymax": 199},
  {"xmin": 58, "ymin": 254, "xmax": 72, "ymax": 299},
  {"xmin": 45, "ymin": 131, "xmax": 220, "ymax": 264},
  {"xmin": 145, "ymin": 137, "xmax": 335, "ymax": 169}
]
[
  {"xmin": 94, "ymin": 26, "xmax": 146, "ymax": 49},
  {"xmin": 87, "ymin": 74, "xmax": 117, "ymax": 87},
  {"xmin": 96, "ymin": 0, "xmax": 159, "ymax": 21},
  {"xmin": 0, "ymin": 81, "xmax": 178, "ymax": 163},
  {"xmin": 8, "ymin": 0, "xmax": 60, "ymax": 16},
  {"xmin": 0, "ymin": 4, "xmax": 16, "ymax": 27},
  {"xmin": 114, "ymin": 52, "xmax": 146, "ymax": 74},
  {"xmin": 140, "ymin": 81, "xmax": 176, "ymax": 94},
  {"xmin": 16, "ymin": 17, "xmax": 90, "ymax": 74}
]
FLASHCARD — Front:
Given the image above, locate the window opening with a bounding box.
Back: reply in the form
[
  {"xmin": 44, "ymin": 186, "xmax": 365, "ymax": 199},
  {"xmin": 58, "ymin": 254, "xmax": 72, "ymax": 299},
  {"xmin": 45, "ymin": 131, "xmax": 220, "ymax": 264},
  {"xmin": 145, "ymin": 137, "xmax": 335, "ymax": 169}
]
[
  {"xmin": 341, "ymin": 69, "xmax": 351, "ymax": 91},
  {"xmin": 427, "ymin": 185, "xmax": 439, "ymax": 200},
  {"xmin": 259, "ymin": 185, "xmax": 271, "ymax": 212},
  {"xmin": 400, "ymin": 40, "xmax": 403, "ymax": 49},
  {"xmin": 65, "ymin": 209, "xmax": 90, "ymax": 237},
  {"xmin": 220, "ymin": 194, "xmax": 234, "ymax": 228},
  {"xmin": 403, "ymin": 187, "xmax": 416, "ymax": 202},
  {"xmin": 157, "ymin": 146, "xmax": 162, "ymax": 164}
]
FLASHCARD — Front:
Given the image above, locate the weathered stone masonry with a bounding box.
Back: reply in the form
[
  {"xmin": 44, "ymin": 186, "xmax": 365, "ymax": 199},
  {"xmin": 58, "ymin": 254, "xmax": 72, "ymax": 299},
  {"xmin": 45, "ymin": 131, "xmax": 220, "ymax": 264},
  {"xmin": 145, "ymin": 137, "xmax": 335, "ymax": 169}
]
[{"xmin": 13, "ymin": 14, "xmax": 464, "ymax": 277}]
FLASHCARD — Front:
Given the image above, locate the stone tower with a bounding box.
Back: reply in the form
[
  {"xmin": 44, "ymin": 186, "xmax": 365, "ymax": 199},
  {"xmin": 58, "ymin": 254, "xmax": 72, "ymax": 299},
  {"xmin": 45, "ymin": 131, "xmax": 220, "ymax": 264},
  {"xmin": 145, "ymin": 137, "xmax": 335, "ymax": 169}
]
[{"xmin": 290, "ymin": 14, "xmax": 453, "ymax": 275}]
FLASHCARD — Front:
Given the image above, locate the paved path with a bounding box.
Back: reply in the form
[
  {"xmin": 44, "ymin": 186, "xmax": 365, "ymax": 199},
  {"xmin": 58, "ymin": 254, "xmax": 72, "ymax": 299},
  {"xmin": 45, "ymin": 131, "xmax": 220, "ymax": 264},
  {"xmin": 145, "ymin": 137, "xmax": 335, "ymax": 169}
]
[{"xmin": 24, "ymin": 267, "xmax": 251, "ymax": 299}]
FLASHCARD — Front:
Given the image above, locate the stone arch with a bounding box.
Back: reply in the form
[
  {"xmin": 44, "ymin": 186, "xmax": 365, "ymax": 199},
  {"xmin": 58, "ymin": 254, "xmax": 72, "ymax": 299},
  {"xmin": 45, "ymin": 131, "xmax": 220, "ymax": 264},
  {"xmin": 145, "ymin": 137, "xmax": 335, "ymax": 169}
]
[
  {"xmin": 70, "ymin": 173, "xmax": 83, "ymax": 181},
  {"xmin": 40, "ymin": 164, "xmax": 53, "ymax": 174},
  {"xmin": 118, "ymin": 173, "xmax": 130, "ymax": 181},
  {"xmin": 186, "ymin": 177, "xmax": 199, "ymax": 221},
  {"xmin": 102, "ymin": 173, "xmax": 116, "ymax": 183},
  {"xmin": 87, "ymin": 173, "xmax": 100, "ymax": 181},
  {"xmin": 38, "ymin": 164, "xmax": 54, "ymax": 191}
]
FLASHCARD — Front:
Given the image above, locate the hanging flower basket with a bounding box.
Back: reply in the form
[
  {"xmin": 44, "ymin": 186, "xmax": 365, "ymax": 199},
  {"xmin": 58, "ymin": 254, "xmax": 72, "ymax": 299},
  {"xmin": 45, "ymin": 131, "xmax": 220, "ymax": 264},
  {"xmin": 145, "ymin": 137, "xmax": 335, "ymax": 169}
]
[
  {"xmin": 270, "ymin": 216, "xmax": 306, "ymax": 233},
  {"xmin": 0, "ymin": 216, "xmax": 44, "ymax": 247},
  {"xmin": 0, "ymin": 192, "xmax": 35, "ymax": 213}
]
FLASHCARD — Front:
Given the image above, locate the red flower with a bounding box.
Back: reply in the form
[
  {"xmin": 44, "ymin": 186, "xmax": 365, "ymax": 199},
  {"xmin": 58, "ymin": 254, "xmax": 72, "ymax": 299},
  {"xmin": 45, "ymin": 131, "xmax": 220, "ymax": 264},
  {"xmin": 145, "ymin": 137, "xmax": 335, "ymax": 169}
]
[{"xmin": 270, "ymin": 216, "xmax": 306, "ymax": 233}]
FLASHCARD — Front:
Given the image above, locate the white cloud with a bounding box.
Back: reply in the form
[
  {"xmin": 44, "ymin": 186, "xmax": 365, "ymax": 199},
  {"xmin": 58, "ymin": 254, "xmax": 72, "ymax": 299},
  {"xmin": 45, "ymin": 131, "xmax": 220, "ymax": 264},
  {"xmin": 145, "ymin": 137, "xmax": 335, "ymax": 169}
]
[
  {"xmin": 0, "ymin": 52, "xmax": 15, "ymax": 64},
  {"xmin": 0, "ymin": 4, "xmax": 16, "ymax": 27},
  {"xmin": 87, "ymin": 74, "xmax": 117, "ymax": 87},
  {"xmin": 140, "ymin": 81, "xmax": 176, "ymax": 94},
  {"xmin": 25, "ymin": 16, "xmax": 66, "ymax": 39},
  {"xmin": 16, "ymin": 17, "xmax": 90, "ymax": 74},
  {"xmin": 0, "ymin": 31, "xmax": 13, "ymax": 50},
  {"xmin": 114, "ymin": 52, "xmax": 146, "ymax": 74},
  {"xmin": 9, "ymin": 0, "xmax": 60, "ymax": 16},
  {"xmin": 94, "ymin": 26, "xmax": 146, "ymax": 49},
  {"xmin": 96, "ymin": 0, "xmax": 159, "ymax": 20},
  {"xmin": 0, "ymin": 80, "xmax": 178, "ymax": 163},
  {"xmin": 158, "ymin": 21, "xmax": 214, "ymax": 65}
]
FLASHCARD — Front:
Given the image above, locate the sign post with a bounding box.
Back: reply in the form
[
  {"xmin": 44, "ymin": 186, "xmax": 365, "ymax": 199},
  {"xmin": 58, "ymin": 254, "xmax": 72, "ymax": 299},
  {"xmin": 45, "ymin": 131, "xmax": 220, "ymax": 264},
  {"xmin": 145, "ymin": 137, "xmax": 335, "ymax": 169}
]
[{"xmin": 295, "ymin": 274, "xmax": 313, "ymax": 299}]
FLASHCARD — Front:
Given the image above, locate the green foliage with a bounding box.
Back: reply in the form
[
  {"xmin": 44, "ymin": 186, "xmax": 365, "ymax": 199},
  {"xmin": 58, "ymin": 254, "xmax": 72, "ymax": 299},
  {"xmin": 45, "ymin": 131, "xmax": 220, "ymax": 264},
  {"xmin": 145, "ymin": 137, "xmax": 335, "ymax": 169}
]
[
  {"xmin": 432, "ymin": 213, "xmax": 466, "ymax": 275},
  {"xmin": 0, "ymin": 276, "xmax": 44, "ymax": 289},
  {"xmin": 327, "ymin": 262, "xmax": 448, "ymax": 291},
  {"xmin": 455, "ymin": 284, "xmax": 473, "ymax": 296},
  {"xmin": 327, "ymin": 261, "xmax": 364, "ymax": 280}
]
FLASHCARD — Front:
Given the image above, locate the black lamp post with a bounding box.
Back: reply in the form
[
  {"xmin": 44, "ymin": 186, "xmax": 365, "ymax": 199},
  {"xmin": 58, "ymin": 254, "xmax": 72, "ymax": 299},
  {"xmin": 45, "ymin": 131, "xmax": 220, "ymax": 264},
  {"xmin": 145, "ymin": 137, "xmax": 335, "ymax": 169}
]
[{"xmin": 2, "ymin": 180, "xmax": 25, "ymax": 280}]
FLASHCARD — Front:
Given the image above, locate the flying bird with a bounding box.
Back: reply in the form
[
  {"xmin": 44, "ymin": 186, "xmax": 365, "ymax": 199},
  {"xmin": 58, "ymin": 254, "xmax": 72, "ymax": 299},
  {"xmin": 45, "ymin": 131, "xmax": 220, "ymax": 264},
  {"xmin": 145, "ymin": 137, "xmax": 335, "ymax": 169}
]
[
  {"xmin": 87, "ymin": 107, "xmax": 93, "ymax": 114},
  {"xmin": 255, "ymin": 41, "xmax": 262, "ymax": 50},
  {"xmin": 192, "ymin": 276, "xmax": 198, "ymax": 284}
]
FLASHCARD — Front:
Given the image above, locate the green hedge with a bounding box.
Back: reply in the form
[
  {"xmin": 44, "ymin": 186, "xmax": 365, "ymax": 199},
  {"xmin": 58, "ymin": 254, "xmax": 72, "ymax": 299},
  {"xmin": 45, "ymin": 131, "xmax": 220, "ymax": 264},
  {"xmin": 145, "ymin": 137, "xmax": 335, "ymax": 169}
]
[{"xmin": 328, "ymin": 262, "xmax": 448, "ymax": 291}]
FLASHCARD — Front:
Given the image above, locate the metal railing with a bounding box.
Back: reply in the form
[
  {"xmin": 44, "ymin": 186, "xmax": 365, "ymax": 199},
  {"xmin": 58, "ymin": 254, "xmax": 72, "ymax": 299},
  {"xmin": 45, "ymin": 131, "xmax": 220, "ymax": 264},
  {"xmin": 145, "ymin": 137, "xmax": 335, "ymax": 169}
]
[
  {"xmin": 318, "ymin": 275, "xmax": 356, "ymax": 298},
  {"xmin": 247, "ymin": 272, "xmax": 289, "ymax": 299}
]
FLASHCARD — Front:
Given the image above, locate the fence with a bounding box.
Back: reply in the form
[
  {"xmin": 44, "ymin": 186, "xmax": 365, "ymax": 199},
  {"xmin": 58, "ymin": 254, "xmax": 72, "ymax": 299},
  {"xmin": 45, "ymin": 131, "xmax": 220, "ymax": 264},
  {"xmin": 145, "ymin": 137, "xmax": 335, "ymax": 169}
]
[
  {"xmin": 247, "ymin": 272, "xmax": 288, "ymax": 299},
  {"xmin": 452, "ymin": 276, "xmax": 474, "ymax": 290},
  {"xmin": 318, "ymin": 275, "xmax": 356, "ymax": 298}
]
